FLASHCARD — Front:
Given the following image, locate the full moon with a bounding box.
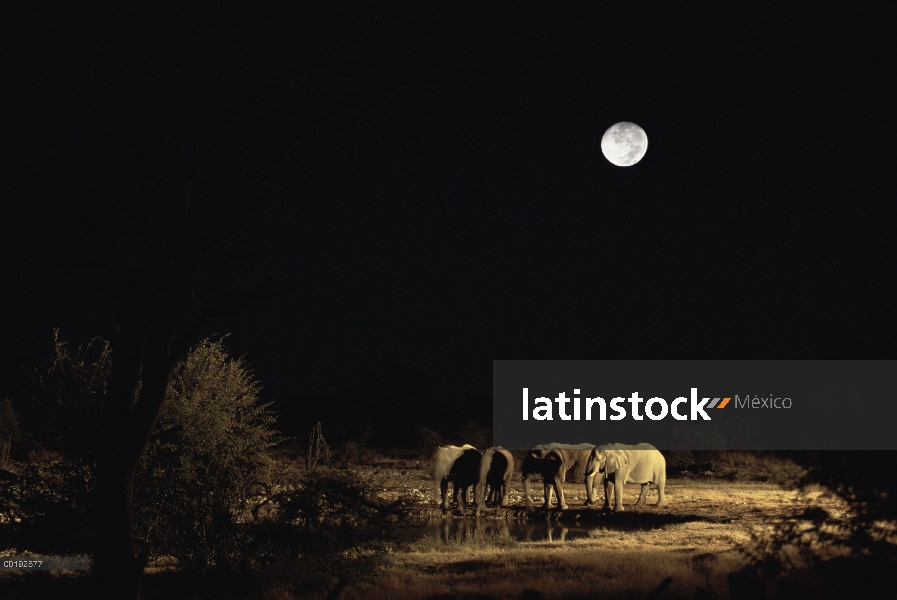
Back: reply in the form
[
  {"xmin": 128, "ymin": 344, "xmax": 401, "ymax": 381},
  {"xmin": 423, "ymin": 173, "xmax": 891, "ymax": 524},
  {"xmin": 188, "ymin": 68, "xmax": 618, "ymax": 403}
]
[{"xmin": 601, "ymin": 122, "xmax": 648, "ymax": 167}]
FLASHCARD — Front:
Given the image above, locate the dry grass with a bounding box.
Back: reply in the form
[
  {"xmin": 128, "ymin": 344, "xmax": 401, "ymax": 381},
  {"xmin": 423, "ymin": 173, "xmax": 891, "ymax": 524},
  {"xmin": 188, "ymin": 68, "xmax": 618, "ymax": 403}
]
[{"xmin": 344, "ymin": 545, "xmax": 743, "ymax": 600}]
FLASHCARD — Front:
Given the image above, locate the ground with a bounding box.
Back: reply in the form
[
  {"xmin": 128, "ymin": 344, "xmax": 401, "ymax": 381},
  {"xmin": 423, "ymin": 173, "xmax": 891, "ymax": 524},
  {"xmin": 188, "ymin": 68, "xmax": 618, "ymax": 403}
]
[{"xmin": 328, "ymin": 458, "xmax": 852, "ymax": 600}]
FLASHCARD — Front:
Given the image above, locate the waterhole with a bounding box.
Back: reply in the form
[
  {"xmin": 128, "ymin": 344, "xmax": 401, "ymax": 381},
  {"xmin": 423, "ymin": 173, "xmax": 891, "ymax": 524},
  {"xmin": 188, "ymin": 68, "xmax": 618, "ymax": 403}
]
[{"xmin": 404, "ymin": 514, "xmax": 705, "ymax": 543}]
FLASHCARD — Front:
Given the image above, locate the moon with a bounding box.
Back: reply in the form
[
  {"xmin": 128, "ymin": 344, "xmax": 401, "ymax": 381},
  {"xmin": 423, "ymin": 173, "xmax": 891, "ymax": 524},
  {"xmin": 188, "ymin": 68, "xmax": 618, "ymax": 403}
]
[{"xmin": 601, "ymin": 122, "xmax": 648, "ymax": 167}]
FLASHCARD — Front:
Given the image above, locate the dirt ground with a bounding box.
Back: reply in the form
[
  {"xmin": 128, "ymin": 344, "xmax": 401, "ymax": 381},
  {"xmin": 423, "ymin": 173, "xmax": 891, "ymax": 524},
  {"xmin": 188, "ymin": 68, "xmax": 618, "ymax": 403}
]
[{"xmin": 335, "ymin": 460, "xmax": 853, "ymax": 600}]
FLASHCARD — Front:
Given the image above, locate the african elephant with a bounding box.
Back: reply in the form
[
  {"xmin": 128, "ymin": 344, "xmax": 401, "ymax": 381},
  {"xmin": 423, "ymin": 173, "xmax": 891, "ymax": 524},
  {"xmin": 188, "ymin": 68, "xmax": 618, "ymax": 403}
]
[
  {"xmin": 475, "ymin": 447, "xmax": 514, "ymax": 512},
  {"xmin": 430, "ymin": 444, "xmax": 481, "ymax": 513},
  {"xmin": 521, "ymin": 442, "xmax": 598, "ymax": 511},
  {"xmin": 585, "ymin": 443, "xmax": 667, "ymax": 512}
]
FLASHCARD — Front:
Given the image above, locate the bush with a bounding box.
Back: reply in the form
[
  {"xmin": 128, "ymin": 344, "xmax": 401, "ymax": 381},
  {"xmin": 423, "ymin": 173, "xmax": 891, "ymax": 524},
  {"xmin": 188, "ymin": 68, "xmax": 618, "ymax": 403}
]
[
  {"xmin": 134, "ymin": 338, "xmax": 280, "ymax": 571},
  {"xmin": 0, "ymin": 398, "xmax": 22, "ymax": 463},
  {"xmin": 0, "ymin": 460, "xmax": 94, "ymax": 554},
  {"xmin": 27, "ymin": 330, "xmax": 110, "ymax": 462},
  {"xmin": 0, "ymin": 332, "xmax": 107, "ymax": 554}
]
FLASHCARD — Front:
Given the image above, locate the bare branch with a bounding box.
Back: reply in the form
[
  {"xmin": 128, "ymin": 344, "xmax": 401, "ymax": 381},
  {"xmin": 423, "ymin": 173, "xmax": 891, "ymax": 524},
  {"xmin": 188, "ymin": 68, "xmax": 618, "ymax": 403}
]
[
  {"xmin": 120, "ymin": 131, "xmax": 161, "ymax": 258},
  {"xmin": 171, "ymin": 283, "xmax": 294, "ymax": 361},
  {"xmin": 201, "ymin": 91, "xmax": 366, "ymax": 250},
  {"xmin": 80, "ymin": 0, "xmax": 136, "ymax": 89},
  {"xmin": 166, "ymin": 94, "xmax": 209, "ymax": 182},
  {"xmin": 194, "ymin": 248, "xmax": 274, "ymax": 300},
  {"xmin": 8, "ymin": 104, "xmax": 135, "ymax": 295}
]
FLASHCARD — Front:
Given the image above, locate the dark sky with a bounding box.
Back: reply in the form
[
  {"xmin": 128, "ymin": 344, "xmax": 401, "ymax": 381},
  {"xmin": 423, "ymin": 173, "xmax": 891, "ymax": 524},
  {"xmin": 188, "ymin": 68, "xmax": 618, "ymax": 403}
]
[{"xmin": 2, "ymin": 2, "xmax": 895, "ymax": 412}]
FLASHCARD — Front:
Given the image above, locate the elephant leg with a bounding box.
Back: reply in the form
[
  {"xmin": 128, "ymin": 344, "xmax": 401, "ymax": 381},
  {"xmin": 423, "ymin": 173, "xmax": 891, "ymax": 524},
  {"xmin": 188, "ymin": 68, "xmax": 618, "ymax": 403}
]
[
  {"xmin": 500, "ymin": 483, "xmax": 509, "ymax": 507},
  {"xmin": 656, "ymin": 477, "xmax": 667, "ymax": 506},
  {"xmin": 457, "ymin": 484, "xmax": 470, "ymax": 515},
  {"xmin": 602, "ymin": 477, "xmax": 613, "ymax": 511},
  {"xmin": 636, "ymin": 483, "xmax": 649, "ymax": 507},
  {"xmin": 523, "ymin": 475, "xmax": 534, "ymax": 511},
  {"xmin": 543, "ymin": 482, "xmax": 553, "ymax": 509},
  {"xmin": 554, "ymin": 475, "xmax": 569, "ymax": 510},
  {"xmin": 613, "ymin": 468, "xmax": 628, "ymax": 512},
  {"xmin": 474, "ymin": 483, "xmax": 485, "ymax": 515},
  {"xmin": 453, "ymin": 482, "xmax": 464, "ymax": 512},
  {"xmin": 440, "ymin": 478, "xmax": 450, "ymax": 511}
]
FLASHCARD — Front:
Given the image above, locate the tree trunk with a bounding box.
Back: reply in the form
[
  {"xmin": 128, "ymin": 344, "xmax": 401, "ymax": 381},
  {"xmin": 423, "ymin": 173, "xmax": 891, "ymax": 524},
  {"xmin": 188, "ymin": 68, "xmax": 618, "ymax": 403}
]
[
  {"xmin": 93, "ymin": 450, "xmax": 145, "ymax": 598},
  {"xmin": 91, "ymin": 303, "xmax": 174, "ymax": 599}
]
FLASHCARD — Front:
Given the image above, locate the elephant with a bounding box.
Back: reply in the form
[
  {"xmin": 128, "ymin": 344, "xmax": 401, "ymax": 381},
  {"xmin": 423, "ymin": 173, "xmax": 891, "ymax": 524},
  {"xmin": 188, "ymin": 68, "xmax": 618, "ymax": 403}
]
[
  {"xmin": 475, "ymin": 447, "xmax": 515, "ymax": 512},
  {"xmin": 584, "ymin": 442, "xmax": 667, "ymax": 512},
  {"xmin": 430, "ymin": 444, "xmax": 481, "ymax": 513},
  {"xmin": 521, "ymin": 442, "xmax": 598, "ymax": 511}
]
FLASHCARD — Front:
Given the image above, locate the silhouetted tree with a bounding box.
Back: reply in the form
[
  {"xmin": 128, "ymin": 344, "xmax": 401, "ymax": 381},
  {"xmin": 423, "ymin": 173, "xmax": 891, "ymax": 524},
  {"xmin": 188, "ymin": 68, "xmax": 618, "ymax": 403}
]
[{"xmin": 7, "ymin": 2, "xmax": 479, "ymax": 596}]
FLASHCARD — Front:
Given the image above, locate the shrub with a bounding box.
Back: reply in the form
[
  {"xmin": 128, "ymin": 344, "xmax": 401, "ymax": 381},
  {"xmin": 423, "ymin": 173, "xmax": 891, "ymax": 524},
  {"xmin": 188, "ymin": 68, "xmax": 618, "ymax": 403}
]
[
  {"xmin": 27, "ymin": 330, "xmax": 110, "ymax": 462},
  {"xmin": 134, "ymin": 338, "xmax": 280, "ymax": 571},
  {"xmin": 0, "ymin": 398, "xmax": 22, "ymax": 463},
  {"xmin": 0, "ymin": 460, "xmax": 94, "ymax": 554},
  {"xmin": 0, "ymin": 332, "xmax": 107, "ymax": 554}
]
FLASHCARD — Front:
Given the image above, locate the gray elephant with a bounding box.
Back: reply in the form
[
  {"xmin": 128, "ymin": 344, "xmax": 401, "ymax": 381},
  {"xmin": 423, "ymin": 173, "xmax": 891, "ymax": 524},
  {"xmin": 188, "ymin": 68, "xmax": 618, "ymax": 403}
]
[
  {"xmin": 430, "ymin": 444, "xmax": 481, "ymax": 513},
  {"xmin": 475, "ymin": 447, "xmax": 514, "ymax": 511},
  {"xmin": 521, "ymin": 442, "xmax": 598, "ymax": 511},
  {"xmin": 585, "ymin": 443, "xmax": 667, "ymax": 512}
]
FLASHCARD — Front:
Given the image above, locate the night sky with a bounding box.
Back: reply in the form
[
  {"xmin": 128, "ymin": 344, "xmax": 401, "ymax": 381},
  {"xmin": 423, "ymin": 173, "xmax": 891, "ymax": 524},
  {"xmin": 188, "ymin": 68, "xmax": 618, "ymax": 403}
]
[{"xmin": 2, "ymin": 3, "xmax": 895, "ymax": 423}]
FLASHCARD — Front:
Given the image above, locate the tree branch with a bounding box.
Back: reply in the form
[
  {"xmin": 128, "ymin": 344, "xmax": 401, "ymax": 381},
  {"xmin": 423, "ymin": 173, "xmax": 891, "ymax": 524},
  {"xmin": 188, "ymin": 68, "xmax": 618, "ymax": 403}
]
[{"xmin": 201, "ymin": 91, "xmax": 366, "ymax": 250}]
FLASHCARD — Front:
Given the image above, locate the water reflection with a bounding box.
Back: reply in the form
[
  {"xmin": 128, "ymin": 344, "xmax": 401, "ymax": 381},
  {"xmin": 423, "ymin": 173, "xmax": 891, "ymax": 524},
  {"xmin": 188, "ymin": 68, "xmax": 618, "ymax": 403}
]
[{"xmin": 410, "ymin": 517, "xmax": 607, "ymax": 543}]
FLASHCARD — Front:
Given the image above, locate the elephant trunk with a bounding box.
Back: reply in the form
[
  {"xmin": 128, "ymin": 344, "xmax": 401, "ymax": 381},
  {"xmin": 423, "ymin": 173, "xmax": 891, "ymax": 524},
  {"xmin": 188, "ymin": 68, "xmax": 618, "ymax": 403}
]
[{"xmin": 585, "ymin": 473, "xmax": 595, "ymax": 505}]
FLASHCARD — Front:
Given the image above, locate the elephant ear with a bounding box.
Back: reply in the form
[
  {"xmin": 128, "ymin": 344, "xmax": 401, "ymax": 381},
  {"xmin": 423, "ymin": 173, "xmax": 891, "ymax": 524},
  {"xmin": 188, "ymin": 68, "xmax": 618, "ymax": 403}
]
[{"xmin": 605, "ymin": 452, "xmax": 623, "ymax": 474}]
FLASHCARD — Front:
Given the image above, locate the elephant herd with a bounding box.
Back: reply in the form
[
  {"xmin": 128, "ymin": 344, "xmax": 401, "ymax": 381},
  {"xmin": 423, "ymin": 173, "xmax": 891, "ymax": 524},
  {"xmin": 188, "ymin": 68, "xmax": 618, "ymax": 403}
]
[{"xmin": 430, "ymin": 442, "xmax": 667, "ymax": 514}]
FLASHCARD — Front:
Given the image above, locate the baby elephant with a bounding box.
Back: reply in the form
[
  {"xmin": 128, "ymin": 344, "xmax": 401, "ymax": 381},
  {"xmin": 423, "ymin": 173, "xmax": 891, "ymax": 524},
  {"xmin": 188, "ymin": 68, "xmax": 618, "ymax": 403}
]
[{"xmin": 585, "ymin": 443, "xmax": 666, "ymax": 512}]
